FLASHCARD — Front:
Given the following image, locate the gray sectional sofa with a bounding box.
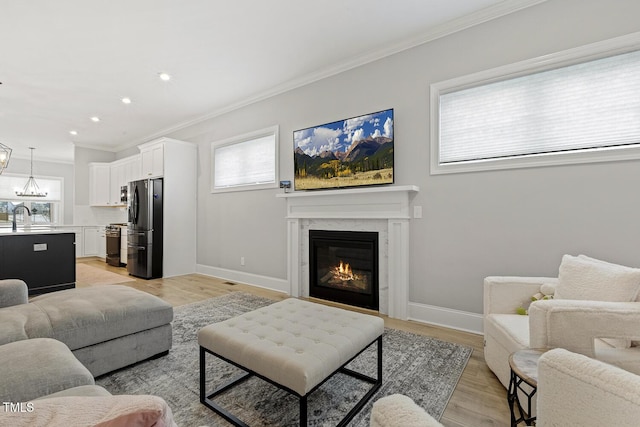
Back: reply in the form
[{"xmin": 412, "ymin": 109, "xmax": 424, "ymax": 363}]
[
  {"xmin": 0, "ymin": 338, "xmax": 177, "ymax": 426},
  {"xmin": 0, "ymin": 279, "xmax": 173, "ymax": 376}
]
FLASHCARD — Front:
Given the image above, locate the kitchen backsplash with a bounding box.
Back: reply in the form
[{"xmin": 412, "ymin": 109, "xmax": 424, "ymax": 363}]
[{"xmin": 74, "ymin": 205, "xmax": 127, "ymax": 225}]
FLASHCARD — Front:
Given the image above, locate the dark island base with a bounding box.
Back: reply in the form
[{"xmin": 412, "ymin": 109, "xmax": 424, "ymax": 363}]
[
  {"xmin": 0, "ymin": 232, "xmax": 76, "ymax": 296},
  {"xmin": 29, "ymin": 282, "xmax": 75, "ymax": 296}
]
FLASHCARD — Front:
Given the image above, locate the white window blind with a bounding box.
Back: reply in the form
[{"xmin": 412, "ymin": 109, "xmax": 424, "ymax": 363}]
[
  {"xmin": 212, "ymin": 127, "xmax": 278, "ymax": 191},
  {"xmin": 435, "ymin": 46, "xmax": 640, "ymax": 172}
]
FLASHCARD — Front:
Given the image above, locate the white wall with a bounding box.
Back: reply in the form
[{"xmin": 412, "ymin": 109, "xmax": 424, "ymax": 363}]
[{"xmin": 167, "ymin": 0, "xmax": 640, "ymax": 318}]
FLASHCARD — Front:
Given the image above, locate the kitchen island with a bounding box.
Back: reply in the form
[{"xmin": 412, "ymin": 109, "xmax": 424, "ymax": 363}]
[{"xmin": 0, "ymin": 228, "xmax": 75, "ymax": 295}]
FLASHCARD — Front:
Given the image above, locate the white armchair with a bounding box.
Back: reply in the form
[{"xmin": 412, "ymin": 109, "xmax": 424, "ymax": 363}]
[
  {"xmin": 537, "ymin": 348, "xmax": 640, "ymax": 427},
  {"xmin": 484, "ymin": 255, "xmax": 640, "ymax": 388},
  {"xmin": 367, "ymin": 349, "xmax": 640, "ymax": 427}
]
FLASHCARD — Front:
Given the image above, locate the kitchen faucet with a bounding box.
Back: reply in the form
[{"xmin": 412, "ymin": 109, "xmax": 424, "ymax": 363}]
[{"xmin": 12, "ymin": 203, "xmax": 31, "ymax": 232}]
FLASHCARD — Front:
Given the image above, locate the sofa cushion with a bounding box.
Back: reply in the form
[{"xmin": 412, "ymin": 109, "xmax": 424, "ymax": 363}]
[
  {"xmin": 485, "ymin": 314, "xmax": 530, "ymax": 350},
  {"xmin": 30, "ymin": 285, "xmax": 173, "ymax": 350},
  {"xmin": 0, "ymin": 303, "xmax": 53, "ymax": 346},
  {"xmin": 0, "ymin": 338, "xmax": 94, "ymax": 402}
]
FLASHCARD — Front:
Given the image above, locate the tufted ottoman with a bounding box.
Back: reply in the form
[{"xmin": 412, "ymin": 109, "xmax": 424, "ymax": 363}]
[{"xmin": 198, "ymin": 298, "xmax": 384, "ymax": 426}]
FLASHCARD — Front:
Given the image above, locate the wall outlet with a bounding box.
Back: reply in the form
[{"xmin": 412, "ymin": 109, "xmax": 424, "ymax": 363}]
[
  {"xmin": 240, "ymin": 256, "xmax": 245, "ymax": 266},
  {"xmin": 413, "ymin": 205, "xmax": 423, "ymax": 219}
]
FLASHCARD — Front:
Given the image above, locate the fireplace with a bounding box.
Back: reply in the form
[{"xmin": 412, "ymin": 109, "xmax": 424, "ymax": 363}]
[{"xmin": 309, "ymin": 230, "xmax": 379, "ymax": 310}]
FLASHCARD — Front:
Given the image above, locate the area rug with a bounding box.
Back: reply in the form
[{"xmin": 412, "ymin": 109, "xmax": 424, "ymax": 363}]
[
  {"xmin": 97, "ymin": 292, "xmax": 472, "ymax": 426},
  {"xmin": 76, "ymin": 263, "xmax": 135, "ymax": 286}
]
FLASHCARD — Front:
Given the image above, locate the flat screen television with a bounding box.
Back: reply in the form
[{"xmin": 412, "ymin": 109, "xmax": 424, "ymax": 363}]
[{"xmin": 293, "ymin": 108, "xmax": 394, "ymax": 190}]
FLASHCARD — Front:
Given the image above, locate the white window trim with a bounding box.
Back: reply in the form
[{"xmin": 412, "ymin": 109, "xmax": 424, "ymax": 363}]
[
  {"xmin": 210, "ymin": 125, "xmax": 279, "ymax": 193},
  {"xmin": 430, "ymin": 32, "xmax": 640, "ymax": 175}
]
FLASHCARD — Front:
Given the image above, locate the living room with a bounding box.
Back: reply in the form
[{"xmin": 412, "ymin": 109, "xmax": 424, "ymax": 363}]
[{"xmin": 2, "ymin": 0, "xmax": 640, "ymax": 425}]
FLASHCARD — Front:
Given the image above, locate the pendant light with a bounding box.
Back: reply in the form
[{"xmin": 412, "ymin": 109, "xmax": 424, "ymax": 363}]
[
  {"xmin": 16, "ymin": 147, "xmax": 47, "ymax": 197},
  {"xmin": 0, "ymin": 142, "xmax": 11, "ymax": 174}
]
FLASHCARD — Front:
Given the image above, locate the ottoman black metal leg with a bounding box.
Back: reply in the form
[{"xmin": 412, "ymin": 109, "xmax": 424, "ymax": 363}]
[{"xmin": 300, "ymin": 395, "xmax": 308, "ymax": 426}]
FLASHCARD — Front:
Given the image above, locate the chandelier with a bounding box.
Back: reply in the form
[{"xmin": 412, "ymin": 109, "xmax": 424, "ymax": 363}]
[
  {"xmin": 0, "ymin": 142, "xmax": 11, "ymax": 174},
  {"xmin": 16, "ymin": 147, "xmax": 47, "ymax": 197}
]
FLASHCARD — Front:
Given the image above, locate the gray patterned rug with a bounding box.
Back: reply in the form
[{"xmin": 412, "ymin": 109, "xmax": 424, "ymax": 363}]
[{"xmin": 97, "ymin": 292, "xmax": 471, "ymax": 426}]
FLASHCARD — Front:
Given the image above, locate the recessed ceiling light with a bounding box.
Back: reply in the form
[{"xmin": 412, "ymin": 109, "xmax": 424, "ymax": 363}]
[
  {"xmin": 91, "ymin": 116, "xmax": 100, "ymax": 122},
  {"xmin": 121, "ymin": 97, "xmax": 132, "ymax": 104},
  {"xmin": 159, "ymin": 72, "xmax": 171, "ymax": 81},
  {"xmin": 69, "ymin": 130, "xmax": 78, "ymax": 136}
]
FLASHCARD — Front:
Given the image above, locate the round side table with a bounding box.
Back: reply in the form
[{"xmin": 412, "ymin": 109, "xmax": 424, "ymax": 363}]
[{"xmin": 508, "ymin": 349, "xmax": 547, "ymax": 426}]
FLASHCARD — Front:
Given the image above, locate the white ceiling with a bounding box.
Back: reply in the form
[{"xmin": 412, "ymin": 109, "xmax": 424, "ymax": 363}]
[{"xmin": 0, "ymin": 0, "xmax": 541, "ymax": 163}]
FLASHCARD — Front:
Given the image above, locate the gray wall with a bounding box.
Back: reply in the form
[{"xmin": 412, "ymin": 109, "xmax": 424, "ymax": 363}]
[
  {"xmin": 6, "ymin": 158, "xmax": 74, "ymax": 224},
  {"xmin": 169, "ymin": 0, "xmax": 640, "ymax": 315}
]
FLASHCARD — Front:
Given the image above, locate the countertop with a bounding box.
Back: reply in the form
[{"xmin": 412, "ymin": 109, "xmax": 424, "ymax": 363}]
[{"xmin": 0, "ymin": 227, "xmax": 74, "ymax": 235}]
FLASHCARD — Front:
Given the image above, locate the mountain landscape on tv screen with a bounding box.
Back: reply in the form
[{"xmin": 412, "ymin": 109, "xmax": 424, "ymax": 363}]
[{"xmin": 294, "ymin": 109, "xmax": 394, "ymax": 190}]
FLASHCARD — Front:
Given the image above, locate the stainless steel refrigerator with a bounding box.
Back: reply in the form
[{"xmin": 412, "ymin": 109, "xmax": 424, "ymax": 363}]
[{"xmin": 127, "ymin": 178, "xmax": 163, "ymax": 279}]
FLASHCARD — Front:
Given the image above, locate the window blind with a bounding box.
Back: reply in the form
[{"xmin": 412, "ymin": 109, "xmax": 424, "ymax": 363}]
[
  {"xmin": 213, "ymin": 134, "xmax": 276, "ymax": 189},
  {"xmin": 439, "ymin": 49, "xmax": 640, "ymax": 164}
]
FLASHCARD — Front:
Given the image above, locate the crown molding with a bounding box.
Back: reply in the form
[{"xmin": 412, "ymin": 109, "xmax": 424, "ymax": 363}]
[
  {"xmin": 9, "ymin": 154, "xmax": 74, "ymax": 165},
  {"xmin": 73, "ymin": 142, "xmax": 119, "ymax": 153}
]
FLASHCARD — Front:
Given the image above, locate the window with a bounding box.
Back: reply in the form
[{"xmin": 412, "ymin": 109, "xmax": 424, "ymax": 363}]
[
  {"xmin": 0, "ymin": 201, "xmax": 59, "ymax": 226},
  {"xmin": 431, "ymin": 34, "xmax": 640, "ymax": 174},
  {"xmin": 211, "ymin": 126, "xmax": 279, "ymax": 192},
  {"xmin": 0, "ymin": 174, "xmax": 63, "ymax": 226}
]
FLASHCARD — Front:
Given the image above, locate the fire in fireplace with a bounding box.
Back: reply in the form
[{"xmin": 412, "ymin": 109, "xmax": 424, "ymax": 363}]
[{"xmin": 309, "ymin": 230, "xmax": 379, "ymax": 310}]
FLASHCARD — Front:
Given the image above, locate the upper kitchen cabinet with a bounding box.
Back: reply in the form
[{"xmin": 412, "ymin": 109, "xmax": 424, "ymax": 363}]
[
  {"xmin": 90, "ymin": 155, "xmax": 142, "ymax": 207},
  {"xmin": 89, "ymin": 162, "xmax": 111, "ymax": 206},
  {"xmin": 109, "ymin": 155, "xmax": 141, "ymax": 206},
  {"xmin": 139, "ymin": 140, "xmax": 164, "ymax": 178}
]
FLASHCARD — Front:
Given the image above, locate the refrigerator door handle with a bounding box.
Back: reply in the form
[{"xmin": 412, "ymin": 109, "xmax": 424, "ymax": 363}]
[
  {"xmin": 127, "ymin": 244, "xmax": 147, "ymax": 250},
  {"xmin": 133, "ymin": 186, "xmax": 139, "ymax": 224}
]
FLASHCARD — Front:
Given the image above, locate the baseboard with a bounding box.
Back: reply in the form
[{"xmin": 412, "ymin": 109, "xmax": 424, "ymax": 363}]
[
  {"xmin": 195, "ymin": 264, "xmax": 483, "ymax": 333},
  {"xmin": 196, "ymin": 264, "xmax": 290, "ymax": 294},
  {"xmin": 408, "ymin": 301, "xmax": 483, "ymax": 335}
]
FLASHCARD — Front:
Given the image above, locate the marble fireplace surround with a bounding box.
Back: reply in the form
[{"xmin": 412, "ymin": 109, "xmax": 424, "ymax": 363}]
[{"xmin": 277, "ymin": 185, "xmax": 419, "ymax": 319}]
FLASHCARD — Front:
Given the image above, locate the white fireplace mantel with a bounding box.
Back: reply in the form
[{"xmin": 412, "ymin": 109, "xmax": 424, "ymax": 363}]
[{"xmin": 277, "ymin": 185, "xmax": 419, "ymax": 319}]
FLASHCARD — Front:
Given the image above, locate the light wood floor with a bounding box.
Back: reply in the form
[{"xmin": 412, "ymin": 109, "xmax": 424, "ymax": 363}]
[{"xmin": 76, "ymin": 258, "xmax": 511, "ymax": 427}]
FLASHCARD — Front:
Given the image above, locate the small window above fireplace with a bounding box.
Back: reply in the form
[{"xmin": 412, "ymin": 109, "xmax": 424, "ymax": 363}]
[{"xmin": 309, "ymin": 230, "xmax": 379, "ymax": 310}]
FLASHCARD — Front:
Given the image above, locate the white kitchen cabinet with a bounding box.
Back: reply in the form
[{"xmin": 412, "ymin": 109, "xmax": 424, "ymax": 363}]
[
  {"xmin": 70, "ymin": 227, "xmax": 84, "ymax": 257},
  {"xmin": 97, "ymin": 228, "xmax": 106, "ymax": 258},
  {"xmin": 89, "ymin": 163, "xmax": 111, "ymax": 206},
  {"xmin": 82, "ymin": 226, "xmax": 106, "ymax": 258},
  {"xmin": 109, "ymin": 161, "xmax": 125, "ymax": 206},
  {"xmin": 125, "ymin": 154, "xmax": 141, "ymax": 184},
  {"xmin": 83, "ymin": 227, "xmax": 100, "ymax": 256},
  {"xmin": 139, "ymin": 141, "xmax": 164, "ymax": 178},
  {"xmin": 120, "ymin": 225, "xmax": 127, "ymax": 264},
  {"xmin": 90, "ymin": 155, "xmax": 142, "ymax": 207}
]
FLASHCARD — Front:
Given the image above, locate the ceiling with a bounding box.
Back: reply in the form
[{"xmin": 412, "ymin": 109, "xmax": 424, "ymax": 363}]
[{"xmin": 1, "ymin": 0, "xmax": 540, "ymax": 163}]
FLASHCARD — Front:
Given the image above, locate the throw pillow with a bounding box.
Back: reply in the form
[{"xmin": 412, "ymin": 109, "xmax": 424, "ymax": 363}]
[
  {"xmin": 556, "ymin": 254, "xmax": 640, "ymax": 348},
  {"xmin": 3, "ymin": 395, "xmax": 176, "ymax": 427},
  {"xmin": 556, "ymin": 254, "xmax": 640, "ymax": 301},
  {"xmin": 516, "ymin": 288, "xmax": 554, "ymax": 315}
]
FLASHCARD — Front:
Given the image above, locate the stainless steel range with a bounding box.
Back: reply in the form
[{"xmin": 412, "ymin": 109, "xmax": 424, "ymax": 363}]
[{"xmin": 105, "ymin": 225, "xmax": 123, "ymax": 267}]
